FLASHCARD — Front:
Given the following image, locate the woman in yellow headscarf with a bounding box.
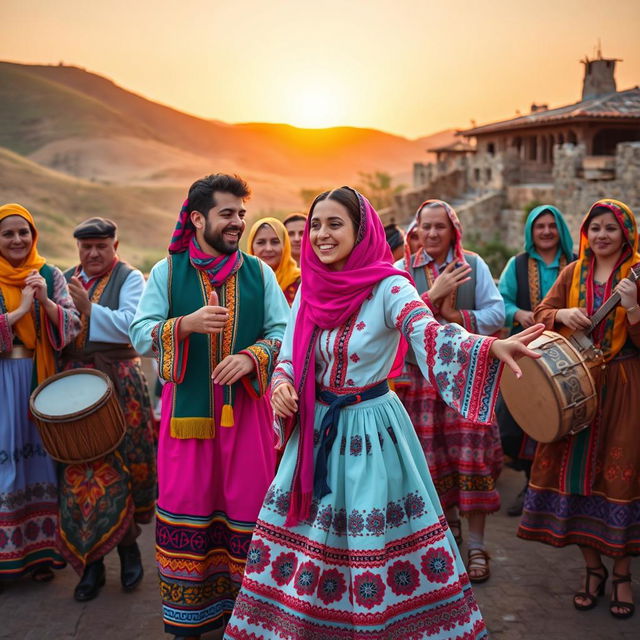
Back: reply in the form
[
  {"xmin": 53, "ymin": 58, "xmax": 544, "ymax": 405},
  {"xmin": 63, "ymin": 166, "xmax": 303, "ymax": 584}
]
[
  {"xmin": 519, "ymin": 199, "xmax": 640, "ymax": 620},
  {"xmin": 248, "ymin": 217, "xmax": 301, "ymax": 305},
  {"xmin": 0, "ymin": 204, "xmax": 80, "ymax": 585}
]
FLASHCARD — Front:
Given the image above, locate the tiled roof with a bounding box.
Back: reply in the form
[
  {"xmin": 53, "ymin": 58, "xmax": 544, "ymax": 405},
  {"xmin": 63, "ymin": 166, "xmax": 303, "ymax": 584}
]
[
  {"xmin": 458, "ymin": 87, "xmax": 640, "ymax": 137},
  {"xmin": 428, "ymin": 140, "xmax": 476, "ymax": 153}
]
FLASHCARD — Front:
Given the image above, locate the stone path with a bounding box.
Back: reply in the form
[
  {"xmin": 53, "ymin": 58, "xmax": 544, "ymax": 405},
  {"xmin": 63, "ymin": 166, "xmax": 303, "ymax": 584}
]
[{"xmin": 1, "ymin": 468, "xmax": 638, "ymax": 638}]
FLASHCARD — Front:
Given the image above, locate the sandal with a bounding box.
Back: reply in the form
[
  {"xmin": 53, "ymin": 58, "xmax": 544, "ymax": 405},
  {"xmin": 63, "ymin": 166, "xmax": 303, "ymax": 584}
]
[
  {"xmin": 448, "ymin": 519, "xmax": 463, "ymax": 546},
  {"xmin": 467, "ymin": 548, "xmax": 490, "ymax": 583},
  {"xmin": 31, "ymin": 567, "xmax": 55, "ymax": 583},
  {"xmin": 573, "ymin": 564, "xmax": 608, "ymax": 611},
  {"xmin": 610, "ymin": 572, "xmax": 635, "ymax": 619}
]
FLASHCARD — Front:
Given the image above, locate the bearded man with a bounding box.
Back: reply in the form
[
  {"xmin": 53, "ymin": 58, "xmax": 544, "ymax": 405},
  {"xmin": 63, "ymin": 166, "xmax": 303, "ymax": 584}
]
[{"xmin": 130, "ymin": 174, "xmax": 289, "ymax": 639}]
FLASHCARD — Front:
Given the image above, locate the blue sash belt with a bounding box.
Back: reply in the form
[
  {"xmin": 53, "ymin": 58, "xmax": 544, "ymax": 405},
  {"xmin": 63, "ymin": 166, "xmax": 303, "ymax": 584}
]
[{"xmin": 313, "ymin": 380, "xmax": 390, "ymax": 499}]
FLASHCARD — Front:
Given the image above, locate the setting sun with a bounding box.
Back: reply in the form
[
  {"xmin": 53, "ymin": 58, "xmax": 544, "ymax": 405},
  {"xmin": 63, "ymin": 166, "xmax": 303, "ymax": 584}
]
[{"xmin": 286, "ymin": 82, "xmax": 347, "ymax": 129}]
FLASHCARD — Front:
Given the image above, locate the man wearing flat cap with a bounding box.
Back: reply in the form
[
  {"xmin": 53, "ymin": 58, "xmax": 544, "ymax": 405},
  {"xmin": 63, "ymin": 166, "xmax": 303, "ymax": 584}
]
[{"xmin": 56, "ymin": 217, "xmax": 156, "ymax": 602}]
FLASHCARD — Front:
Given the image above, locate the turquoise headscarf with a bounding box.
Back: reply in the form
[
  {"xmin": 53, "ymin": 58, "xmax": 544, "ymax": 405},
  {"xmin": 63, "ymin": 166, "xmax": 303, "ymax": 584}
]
[{"xmin": 524, "ymin": 205, "xmax": 574, "ymax": 262}]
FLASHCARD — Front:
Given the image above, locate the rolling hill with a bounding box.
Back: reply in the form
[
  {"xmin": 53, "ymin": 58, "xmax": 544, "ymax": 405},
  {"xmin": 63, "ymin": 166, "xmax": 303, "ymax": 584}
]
[{"xmin": 0, "ymin": 60, "xmax": 454, "ymax": 266}]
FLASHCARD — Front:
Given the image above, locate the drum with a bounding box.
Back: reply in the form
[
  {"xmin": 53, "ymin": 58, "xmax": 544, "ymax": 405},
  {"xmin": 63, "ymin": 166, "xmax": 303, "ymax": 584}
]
[
  {"xmin": 30, "ymin": 368, "xmax": 126, "ymax": 463},
  {"xmin": 500, "ymin": 331, "xmax": 600, "ymax": 443}
]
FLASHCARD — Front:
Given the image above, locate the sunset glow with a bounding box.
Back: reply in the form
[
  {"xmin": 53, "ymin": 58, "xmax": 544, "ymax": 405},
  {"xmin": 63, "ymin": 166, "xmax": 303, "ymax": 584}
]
[{"xmin": 0, "ymin": 0, "xmax": 639, "ymax": 138}]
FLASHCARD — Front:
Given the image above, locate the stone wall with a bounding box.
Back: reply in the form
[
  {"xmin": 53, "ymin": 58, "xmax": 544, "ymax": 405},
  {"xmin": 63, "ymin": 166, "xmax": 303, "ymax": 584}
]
[
  {"xmin": 456, "ymin": 191, "xmax": 506, "ymax": 243},
  {"xmin": 392, "ymin": 169, "xmax": 467, "ymax": 223},
  {"xmin": 553, "ymin": 141, "xmax": 640, "ymax": 237}
]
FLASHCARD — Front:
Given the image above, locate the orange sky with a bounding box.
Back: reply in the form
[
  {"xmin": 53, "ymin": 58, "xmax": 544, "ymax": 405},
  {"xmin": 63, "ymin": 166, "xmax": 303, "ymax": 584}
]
[{"xmin": 1, "ymin": 0, "xmax": 639, "ymax": 138}]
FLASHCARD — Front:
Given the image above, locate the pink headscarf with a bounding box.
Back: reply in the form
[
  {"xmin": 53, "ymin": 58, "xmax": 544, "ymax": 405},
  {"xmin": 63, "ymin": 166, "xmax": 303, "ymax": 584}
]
[{"xmin": 286, "ymin": 187, "xmax": 412, "ymax": 525}]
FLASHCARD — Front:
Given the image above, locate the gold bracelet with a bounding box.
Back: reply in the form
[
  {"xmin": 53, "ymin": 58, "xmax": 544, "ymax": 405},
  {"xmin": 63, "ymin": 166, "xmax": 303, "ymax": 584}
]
[{"xmin": 626, "ymin": 304, "xmax": 640, "ymax": 314}]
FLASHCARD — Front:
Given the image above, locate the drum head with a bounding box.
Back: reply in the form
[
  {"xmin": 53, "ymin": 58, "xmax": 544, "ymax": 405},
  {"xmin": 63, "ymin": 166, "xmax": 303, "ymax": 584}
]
[
  {"xmin": 32, "ymin": 370, "xmax": 109, "ymax": 418},
  {"xmin": 500, "ymin": 357, "xmax": 561, "ymax": 443}
]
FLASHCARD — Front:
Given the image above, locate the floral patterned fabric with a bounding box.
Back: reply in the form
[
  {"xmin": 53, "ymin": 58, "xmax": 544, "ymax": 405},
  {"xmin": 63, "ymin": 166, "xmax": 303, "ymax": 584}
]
[
  {"xmin": 226, "ymin": 275, "xmax": 499, "ymax": 639},
  {"xmin": 57, "ymin": 358, "xmax": 156, "ymax": 574}
]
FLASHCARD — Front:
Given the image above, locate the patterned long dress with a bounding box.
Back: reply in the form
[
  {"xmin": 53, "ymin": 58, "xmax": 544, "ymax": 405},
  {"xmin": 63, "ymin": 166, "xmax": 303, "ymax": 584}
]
[
  {"xmin": 396, "ymin": 250, "xmax": 504, "ymax": 515},
  {"xmin": 518, "ymin": 265, "xmax": 640, "ymax": 557},
  {"xmin": 0, "ymin": 266, "xmax": 80, "ymax": 580},
  {"xmin": 225, "ymin": 275, "xmax": 501, "ymax": 639}
]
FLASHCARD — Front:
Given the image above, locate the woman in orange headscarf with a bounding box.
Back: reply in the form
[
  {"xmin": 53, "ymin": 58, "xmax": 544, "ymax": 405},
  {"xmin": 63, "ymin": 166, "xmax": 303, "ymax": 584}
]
[
  {"xmin": 0, "ymin": 204, "xmax": 80, "ymax": 585},
  {"xmin": 519, "ymin": 199, "xmax": 640, "ymax": 620},
  {"xmin": 248, "ymin": 217, "xmax": 301, "ymax": 305}
]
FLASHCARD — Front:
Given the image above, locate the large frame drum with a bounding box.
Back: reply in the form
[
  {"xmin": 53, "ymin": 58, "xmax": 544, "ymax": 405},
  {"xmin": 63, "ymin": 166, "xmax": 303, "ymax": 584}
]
[
  {"xmin": 30, "ymin": 368, "xmax": 126, "ymax": 463},
  {"xmin": 500, "ymin": 331, "xmax": 599, "ymax": 443}
]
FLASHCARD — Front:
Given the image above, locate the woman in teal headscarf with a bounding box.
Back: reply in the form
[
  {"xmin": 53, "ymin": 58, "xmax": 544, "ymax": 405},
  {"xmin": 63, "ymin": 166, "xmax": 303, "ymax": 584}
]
[{"xmin": 497, "ymin": 204, "xmax": 575, "ymax": 515}]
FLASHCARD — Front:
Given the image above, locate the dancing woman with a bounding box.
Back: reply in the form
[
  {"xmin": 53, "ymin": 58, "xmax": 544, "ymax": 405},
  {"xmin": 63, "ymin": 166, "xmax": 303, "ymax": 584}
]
[{"xmin": 224, "ymin": 187, "xmax": 542, "ymax": 639}]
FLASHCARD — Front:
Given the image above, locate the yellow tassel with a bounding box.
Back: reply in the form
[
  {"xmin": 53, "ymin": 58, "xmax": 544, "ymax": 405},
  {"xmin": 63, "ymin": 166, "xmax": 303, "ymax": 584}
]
[
  {"xmin": 170, "ymin": 417, "xmax": 215, "ymax": 439},
  {"xmin": 221, "ymin": 404, "xmax": 235, "ymax": 427}
]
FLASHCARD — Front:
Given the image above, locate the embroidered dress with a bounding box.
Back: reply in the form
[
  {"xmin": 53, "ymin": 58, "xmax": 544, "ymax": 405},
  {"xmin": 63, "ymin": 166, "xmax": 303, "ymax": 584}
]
[
  {"xmin": 519, "ymin": 199, "xmax": 640, "ymax": 557},
  {"xmin": 395, "ymin": 208, "xmax": 505, "ymax": 515},
  {"xmin": 0, "ymin": 265, "xmax": 80, "ymax": 579},
  {"xmin": 225, "ymin": 275, "xmax": 501, "ymax": 639},
  {"xmin": 130, "ymin": 252, "xmax": 289, "ymax": 637},
  {"xmin": 56, "ymin": 264, "xmax": 156, "ymax": 574}
]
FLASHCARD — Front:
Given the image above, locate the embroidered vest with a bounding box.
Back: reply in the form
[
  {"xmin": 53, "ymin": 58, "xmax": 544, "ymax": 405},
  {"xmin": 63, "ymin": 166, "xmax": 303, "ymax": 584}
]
[
  {"xmin": 63, "ymin": 260, "xmax": 136, "ymax": 356},
  {"xmin": 168, "ymin": 251, "xmax": 265, "ymax": 428}
]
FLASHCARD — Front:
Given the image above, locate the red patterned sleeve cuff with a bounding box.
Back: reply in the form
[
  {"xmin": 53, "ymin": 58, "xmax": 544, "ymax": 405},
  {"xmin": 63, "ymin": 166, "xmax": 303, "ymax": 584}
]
[
  {"xmin": 420, "ymin": 292, "xmax": 440, "ymax": 316},
  {"xmin": 239, "ymin": 339, "xmax": 282, "ymax": 398},
  {"xmin": 152, "ymin": 317, "xmax": 189, "ymax": 383},
  {"xmin": 459, "ymin": 309, "xmax": 478, "ymax": 333}
]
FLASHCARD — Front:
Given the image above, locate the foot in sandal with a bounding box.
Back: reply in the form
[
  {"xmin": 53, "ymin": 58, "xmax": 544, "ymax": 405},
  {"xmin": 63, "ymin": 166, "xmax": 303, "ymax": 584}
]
[{"xmin": 467, "ymin": 548, "xmax": 490, "ymax": 583}]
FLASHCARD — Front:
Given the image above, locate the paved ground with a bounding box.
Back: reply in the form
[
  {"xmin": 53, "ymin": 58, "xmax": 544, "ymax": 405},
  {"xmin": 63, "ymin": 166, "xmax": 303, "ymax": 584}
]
[{"xmin": 1, "ymin": 468, "xmax": 638, "ymax": 639}]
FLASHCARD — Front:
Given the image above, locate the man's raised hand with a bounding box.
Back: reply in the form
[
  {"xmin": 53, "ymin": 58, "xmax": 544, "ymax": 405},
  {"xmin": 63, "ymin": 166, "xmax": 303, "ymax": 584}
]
[{"xmin": 180, "ymin": 289, "xmax": 229, "ymax": 337}]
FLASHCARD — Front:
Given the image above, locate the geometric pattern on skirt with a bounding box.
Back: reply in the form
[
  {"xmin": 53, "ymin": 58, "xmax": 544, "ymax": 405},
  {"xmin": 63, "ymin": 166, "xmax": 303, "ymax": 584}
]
[
  {"xmin": 397, "ymin": 364, "xmax": 501, "ymax": 514},
  {"xmin": 518, "ymin": 486, "xmax": 640, "ymax": 558},
  {"xmin": 225, "ymin": 392, "xmax": 488, "ymax": 639},
  {"xmin": 157, "ymin": 507, "xmax": 254, "ymax": 636}
]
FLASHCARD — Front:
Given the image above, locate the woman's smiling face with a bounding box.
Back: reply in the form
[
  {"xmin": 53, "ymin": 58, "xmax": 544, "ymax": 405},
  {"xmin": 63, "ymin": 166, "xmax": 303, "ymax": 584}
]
[{"xmin": 309, "ymin": 199, "xmax": 357, "ymax": 271}]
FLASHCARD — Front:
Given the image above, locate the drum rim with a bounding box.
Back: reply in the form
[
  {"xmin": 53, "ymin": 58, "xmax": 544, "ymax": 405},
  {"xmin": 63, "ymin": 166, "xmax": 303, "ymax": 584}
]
[
  {"xmin": 29, "ymin": 368, "xmax": 114, "ymax": 423},
  {"xmin": 500, "ymin": 330, "xmax": 598, "ymax": 443}
]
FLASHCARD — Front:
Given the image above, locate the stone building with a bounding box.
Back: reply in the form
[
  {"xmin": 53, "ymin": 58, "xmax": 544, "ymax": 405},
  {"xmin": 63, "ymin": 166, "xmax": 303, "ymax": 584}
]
[{"xmin": 388, "ymin": 52, "xmax": 640, "ymax": 252}]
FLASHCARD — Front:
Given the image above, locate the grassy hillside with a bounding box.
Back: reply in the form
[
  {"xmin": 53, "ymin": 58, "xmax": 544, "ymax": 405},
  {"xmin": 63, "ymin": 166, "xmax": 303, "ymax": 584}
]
[
  {"xmin": 0, "ymin": 64, "xmax": 156, "ymax": 155},
  {"xmin": 0, "ymin": 147, "xmax": 178, "ymax": 269}
]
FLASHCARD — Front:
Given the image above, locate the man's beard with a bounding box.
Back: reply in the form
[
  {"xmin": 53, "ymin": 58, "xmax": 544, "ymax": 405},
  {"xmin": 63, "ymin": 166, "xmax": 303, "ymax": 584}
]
[{"xmin": 204, "ymin": 222, "xmax": 242, "ymax": 255}]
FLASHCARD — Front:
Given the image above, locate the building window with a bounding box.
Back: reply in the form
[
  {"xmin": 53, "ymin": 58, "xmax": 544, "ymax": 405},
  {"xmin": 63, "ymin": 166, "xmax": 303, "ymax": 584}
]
[
  {"xmin": 487, "ymin": 143, "xmax": 495, "ymax": 155},
  {"xmin": 485, "ymin": 168, "xmax": 492, "ymax": 182},
  {"xmin": 474, "ymin": 168, "xmax": 481, "ymax": 182}
]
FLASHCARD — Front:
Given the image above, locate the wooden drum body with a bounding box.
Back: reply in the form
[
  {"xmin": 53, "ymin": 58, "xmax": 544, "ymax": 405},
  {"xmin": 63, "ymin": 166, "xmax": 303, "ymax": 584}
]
[
  {"xmin": 30, "ymin": 368, "xmax": 126, "ymax": 464},
  {"xmin": 500, "ymin": 331, "xmax": 601, "ymax": 443}
]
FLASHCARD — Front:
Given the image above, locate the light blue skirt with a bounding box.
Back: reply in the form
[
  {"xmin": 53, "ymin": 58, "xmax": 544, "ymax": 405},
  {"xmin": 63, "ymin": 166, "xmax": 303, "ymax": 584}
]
[
  {"xmin": 0, "ymin": 358, "xmax": 63, "ymax": 579},
  {"xmin": 225, "ymin": 391, "xmax": 487, "ymax": 639}
]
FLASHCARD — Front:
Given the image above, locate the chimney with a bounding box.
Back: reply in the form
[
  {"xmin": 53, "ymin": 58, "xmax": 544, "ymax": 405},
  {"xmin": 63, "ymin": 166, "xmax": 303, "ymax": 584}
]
[{"xmin": 581, "ymin": 48, "xmax": 620, "ymax": 100}]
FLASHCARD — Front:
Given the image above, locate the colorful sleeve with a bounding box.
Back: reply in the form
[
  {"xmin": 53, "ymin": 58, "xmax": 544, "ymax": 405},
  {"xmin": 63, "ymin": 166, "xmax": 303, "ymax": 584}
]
[
  {"xmin": 498, "ymin": 256, "xmax": 519, "ymax": 330},
  {"xmin": 385, "ymin": 275, "xmax": 502, "ymax": 424},
  {"xmin": 239, "ymin": 263, "xmax": 290, "ymax": 397},
  {"xmin": 0, "ymin": 313, "xmax": 13, "ymax": 352},
  {"xmin": 533, "ymin": 263, "xmax": 574, "ymax": 330},
  {"xmin": 129, "ymin": 258, "xmax": 188, "ymax": 383},
  {"xmin": 46, "ymin": 266, "xmax": 81, "ymax": 349}
]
